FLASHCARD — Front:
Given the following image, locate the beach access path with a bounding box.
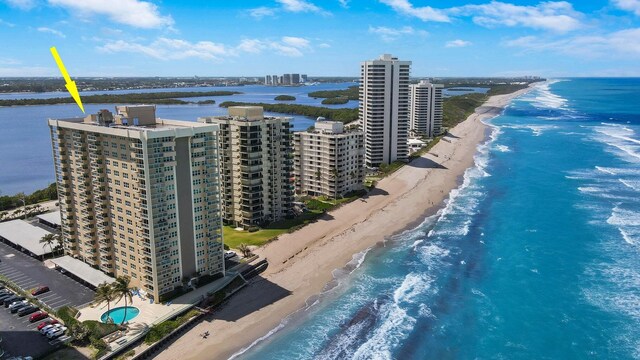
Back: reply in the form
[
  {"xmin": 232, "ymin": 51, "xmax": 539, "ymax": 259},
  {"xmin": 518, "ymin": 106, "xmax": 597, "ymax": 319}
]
[{"xmin": 156, "ymin": 87, "xmax": 534, "ymax": 360}]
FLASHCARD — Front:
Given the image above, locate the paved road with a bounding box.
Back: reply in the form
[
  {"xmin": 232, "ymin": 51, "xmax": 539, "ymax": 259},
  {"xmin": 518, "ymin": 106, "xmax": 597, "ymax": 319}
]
[{"xmin": 0, "ymin": 242, "xmax": 94, "ymax": 311}]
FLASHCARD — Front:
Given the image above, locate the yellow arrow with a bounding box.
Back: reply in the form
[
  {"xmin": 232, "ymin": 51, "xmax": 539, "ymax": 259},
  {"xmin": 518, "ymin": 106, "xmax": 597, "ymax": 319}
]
[{"xmin": 50, "ymin": 46, "xmax": 85, "ymax": 114}]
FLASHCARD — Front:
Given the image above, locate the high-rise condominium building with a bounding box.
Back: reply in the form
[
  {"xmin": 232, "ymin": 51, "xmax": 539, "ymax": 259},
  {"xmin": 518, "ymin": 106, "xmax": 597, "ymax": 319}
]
[
  {"xmin": 282, "ymin": 74, "xmax": 292, "ymax": 86},
  {"xmin": 301, "ymin": 74, "xmax": 308, "ymax": 83},
  {"xmin": 264, "ymin": 75, "xmax": 273, "ymax": 85},
  {"xmin": 291, "ymin": 74, "xmax": 300, "ymax": 84},
  {"xmin": 410, "ymin": 80, "xmax": 444, "ymax": 138},
  {"xmin": 359, "ymin": 54, "xmax": 411, "ymax": 168},
  {"xmin": 199, "ymin": 107, "xmax": 294, "ymax": 229},
  {"xmin": 49, "ymin": 105, "xmax": 224, "ymax": 301},
  {"xmin": 293, "ymin": 120, "xmax": 365, "ymax": 198}
]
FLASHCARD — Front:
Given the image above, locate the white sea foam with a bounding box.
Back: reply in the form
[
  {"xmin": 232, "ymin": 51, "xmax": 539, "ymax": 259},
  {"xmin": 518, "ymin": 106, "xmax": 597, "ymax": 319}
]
[
  {"xmin": 351, "ymin": 302, "xmax": 416, "ymax": 360},
  {"xmin": 619, "ymin": 179, "xmax": 640, "ymax": 192},
  {"xmin": 501, "ymin": 124, "xmax": 558, "ymax": 136},
  {"xmin": 520, "ymin": 79, "xmax": 570, "ymax": 110},
  {"xmin": 607, "ymin": 207, "xmax": 640, "ymax": 227},
  {"xmin": 495, "ymin": 144, "xmax": 511, "ymax": 152},
  {"xmin": 393, "ymin": 272, "xmax": 434, "ymax": 305}
]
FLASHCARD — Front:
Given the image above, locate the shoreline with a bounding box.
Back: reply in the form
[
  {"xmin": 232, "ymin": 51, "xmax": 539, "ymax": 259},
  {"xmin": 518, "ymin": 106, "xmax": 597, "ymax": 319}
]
[{"xmin": 156, "ymin": 85, "xmax": 534, "ymax": 360}]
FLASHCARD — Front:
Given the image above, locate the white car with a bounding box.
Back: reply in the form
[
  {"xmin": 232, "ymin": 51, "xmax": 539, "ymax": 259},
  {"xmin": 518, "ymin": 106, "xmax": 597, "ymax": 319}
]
[
  {"xmin": 46, "ymin": 326, "xmax": 67, "ymax": 339},
  {"xmin": 41, "ymin": 324, "xmax": 62, "ymax": 335},
  {"xmin": 224, "ymin": 251, "xmax": 237, "ymax": 260},
  {"xmin": 8, "ymin": 300, "xmax": 29, "ymax": 311}
]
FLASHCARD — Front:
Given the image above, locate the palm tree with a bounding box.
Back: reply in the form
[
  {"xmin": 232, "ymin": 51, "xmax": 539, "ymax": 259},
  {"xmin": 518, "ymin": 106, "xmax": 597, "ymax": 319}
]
[
  {"xmin": 94, "ymin": 282, "xmax": 116, "ymax": 322},
  {"xmin": 111, "ymin": 276, "xmax": 136, "ymax": 325},
  {"xmin": 237, "ymin": 243, "xmax": 252, "ymax": 258},
  {"xmin": 39, "ymin": 233, "xmax": 56, "ymax": 255}
]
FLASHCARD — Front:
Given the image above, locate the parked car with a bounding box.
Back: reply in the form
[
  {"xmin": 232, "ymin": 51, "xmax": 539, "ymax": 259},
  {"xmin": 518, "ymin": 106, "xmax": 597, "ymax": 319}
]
[
  {"xmin": 224, "ymin": 251, "xmax": 238, "ymax": 260},
  {"xmin": 37, "ymin": 319, "xmax": 59, "ymax": 331},
  {"xmin": 0, "ymin": 291, "xmax": 14, "ymax": 301},
  {"xmin": 4, "ymin": 295, "xmax": 25, "ymax": 307},
  {"xmin": 10, "ymin": 301, "xmax": 31, "ymax": 313},
  {"xmin": 29, "ymin": 311, "xmax": 48, "ymax": 322},
  {"xmin": 17, "ymin": 305, "xmax": 39, "ymax": 316},
  {"xmin": 31, "ymin": 286, "xmax": 49, "ymax": 296},
  {"xmin": 8, "ymin": 300, "xmax": 29, "ymax": 311},
  {"xmin": 40, "ymin": 323, "xmax": 62, "ymax": 335},
  {"xmin": 47, "ymin": 326, "xmax": 67, "ymax": 339}
]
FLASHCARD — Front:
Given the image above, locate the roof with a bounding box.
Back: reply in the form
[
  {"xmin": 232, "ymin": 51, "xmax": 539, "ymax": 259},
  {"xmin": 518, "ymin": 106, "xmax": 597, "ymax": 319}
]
[
  {"xmin": 50, "ymin": 256, "xmax": 115, "ymax": 288},
  {"xmin": 37, "ymin": 211, "xmax": 62, "ymax": 227},
  {"xmin": 0, "ymin": 220, "xmax": 53, "ymax": 256}
]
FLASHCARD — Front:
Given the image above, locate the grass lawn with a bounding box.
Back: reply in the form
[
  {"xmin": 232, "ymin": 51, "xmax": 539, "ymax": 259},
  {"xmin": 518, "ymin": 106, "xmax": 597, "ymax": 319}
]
[{"xmin": 223, "ymin": 210, "xmax": 324, "ymax": 249}]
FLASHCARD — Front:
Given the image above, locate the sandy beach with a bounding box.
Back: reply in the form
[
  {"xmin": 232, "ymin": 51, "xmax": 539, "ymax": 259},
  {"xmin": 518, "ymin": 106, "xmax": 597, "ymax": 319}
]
[{"xmin": 156, "ymin": 87, "xmax": 533, "ymax": 360}]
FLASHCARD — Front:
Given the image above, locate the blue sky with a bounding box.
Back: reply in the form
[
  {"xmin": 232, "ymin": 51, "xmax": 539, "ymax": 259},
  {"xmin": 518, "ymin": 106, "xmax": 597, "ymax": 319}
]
[{"xmin": 1, "ymin": 0, "xmax": 640, "ymax": 77}]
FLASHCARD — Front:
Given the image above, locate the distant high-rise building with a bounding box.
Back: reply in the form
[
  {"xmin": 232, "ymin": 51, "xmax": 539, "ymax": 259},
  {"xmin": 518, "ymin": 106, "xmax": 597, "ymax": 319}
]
[
  {"xmin": 282, "ymin": 74, "xmax": 292, "ymax": 85},
  {"xmin": 265, "ymin": 75, "xmax": 272, "ymax": 85},
  {"xmin": 273, "ymin": 75, "xmax": 279, "ymax": 85},
  {"xmin": 292, "ymin": 74, "xmax": 300, "ymax": 84},
  {"xmin": 410, "ymin": 80, "xmax": 444, "ymax": 138},
  {"xmin": 199, "ymin": 107, "xmax": 294, "ymax": 228},
  {"xmin": 301, "ymin": 74, "xmax": 308, "ymax": 83},
  {"xmin": 359, "ymin": 54, "xmax": 411, "ymax": 167},
  {"xmin": 278, "ymin": 76, "xmax": 284, "ymax": 85},
  {"xmin": 294, "ymin": 120, "xmax": 364, "ymax": 198},
  {"xmin": 49, "ymin": 105, "xmax": 224, "ymax": 301}
]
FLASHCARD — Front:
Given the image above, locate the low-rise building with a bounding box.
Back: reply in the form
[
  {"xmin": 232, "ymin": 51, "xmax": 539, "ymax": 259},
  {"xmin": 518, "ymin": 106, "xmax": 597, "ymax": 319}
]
[{"xmin": 294, "ymin": 120, "xmax": 365, "ymax": 198}]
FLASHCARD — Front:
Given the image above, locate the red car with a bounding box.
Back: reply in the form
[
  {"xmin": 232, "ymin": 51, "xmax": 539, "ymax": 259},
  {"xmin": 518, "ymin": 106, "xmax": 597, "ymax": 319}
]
[
  {"xmin": 32, "ymin": 286, "xmax": 50, "ymax": 296},
  {"xmin": 30, "ymin": 311, "xmax": 49, "ymax": 323},
  {"xmin": 37, "ymin": 319, "xmax": 59, "ymax": 330}
]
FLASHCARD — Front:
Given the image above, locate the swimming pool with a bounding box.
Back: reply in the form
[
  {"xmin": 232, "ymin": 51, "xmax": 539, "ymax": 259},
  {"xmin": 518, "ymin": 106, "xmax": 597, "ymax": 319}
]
[{"xmin": 100, "ymin": 306, "xmax": 140, "ymax": 324}]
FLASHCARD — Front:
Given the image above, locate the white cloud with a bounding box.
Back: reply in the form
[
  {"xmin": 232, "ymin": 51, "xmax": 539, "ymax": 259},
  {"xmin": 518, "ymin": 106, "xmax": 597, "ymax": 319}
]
[
  {"xmin": 451, "ymin": 1, "xmax": 582, "ymax": 33},
  {"xmin": 37, "ymin": 26, "xmax": 66, "ymax": 38},
  {"xmin": 0, "ymin": 66, "xmax": 55, "ymax": 76},
  {"xmin": 338, "ymin": 0, "xmax": 349, "ymax": 8},
  {"xmin": 505, "ymin": 28, "xmax": 640, "ymax": 58},
  {"xmin": 0, "ymin": 18, "xmax": 16, "ymax": 27},
  {"xmin": 3, "ymin": 0, "xmax": 36, "ymax": 10},
  {"xmin": 379, "ymin": 1, "xmax": 582, "ymax": 32},
  {"xmin": 378, "ymin": 0, "xmax": 450, "ymax": 22},
  {"xmin": 282, "ymin": 36, "xmax": 310, "ymax": 48},
  {"xmin": 318, "ymin": 43, "xmax": 331, "ymax": 48},
  {"xmin": 368, "ymin": 25, "xmax": 428, "ymax": 42},
  {"xmin": 276, "ymin": 0, "xmax": 324, "ymax": 13},
  {"xmin": 249, "ymin": 7, "xmax": 276, "ymax": 19},
  {"xmin": 446, "ymin": 39, "xmax": 472, "ymax": 47},
  {"xmin": 97, "ymin": 36, "xmax": 315, "ymax": 60},
  {"xmin": 0, "ymin": 57, "xmax": 21, "ymax": 65},
  {"xmin": 612, "ymin": 0, "xmax": 640, "ymax": 16},
  {"xmin": 47, "ymin": 0, "xmax": 174, "ymax": 29}
]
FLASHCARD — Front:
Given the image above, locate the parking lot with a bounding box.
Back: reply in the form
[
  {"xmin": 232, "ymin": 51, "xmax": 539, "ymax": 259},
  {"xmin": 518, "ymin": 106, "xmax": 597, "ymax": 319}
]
[
  {"xmin": 0, "ymin": 290, "xmax": 61, "ymax": 359},
  {"xmin": 0, "ymin": 241, "xmax": 95, "ymax": 311}
]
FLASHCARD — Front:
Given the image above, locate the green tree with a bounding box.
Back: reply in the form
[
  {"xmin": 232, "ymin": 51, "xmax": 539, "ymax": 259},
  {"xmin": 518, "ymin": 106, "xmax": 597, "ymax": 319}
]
[
  {"xmin": 111, "ymin": 276, "xmax": 137, "ymax": 325},
  {"xmin": 237, "ymin": 243, "xmax": 252, "ymax": 258},
  {"xmin": 94, "ymin": 282, "xmax": 116, "ymax": 322},
  {"xmin": 39, "ymin": 233, "xmax": 57, "ymax": 255}
]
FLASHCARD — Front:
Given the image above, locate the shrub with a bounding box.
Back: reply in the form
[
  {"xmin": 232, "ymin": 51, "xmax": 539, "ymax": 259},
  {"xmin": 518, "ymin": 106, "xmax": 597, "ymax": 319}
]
[{"xmin": 247, "ymin": 226, "xmax": 260, "ymax": 233}]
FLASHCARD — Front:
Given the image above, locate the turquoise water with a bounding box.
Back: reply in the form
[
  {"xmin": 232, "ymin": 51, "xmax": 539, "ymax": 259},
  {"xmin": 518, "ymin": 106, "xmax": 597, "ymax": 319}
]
[
  {"xmin": 101, "ymin": 306, "xmax": 140, "ymax": 324},
  {"xmin": 236, "ymin": 79, "xmax": 640, "ymax": 359}
]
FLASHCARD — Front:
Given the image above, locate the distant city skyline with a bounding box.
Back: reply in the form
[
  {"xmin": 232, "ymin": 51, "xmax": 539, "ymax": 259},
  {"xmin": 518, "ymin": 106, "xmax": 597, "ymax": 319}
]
[{"xmin": 1, "ymin": 0, "xmax": 640, "ymax": 77}]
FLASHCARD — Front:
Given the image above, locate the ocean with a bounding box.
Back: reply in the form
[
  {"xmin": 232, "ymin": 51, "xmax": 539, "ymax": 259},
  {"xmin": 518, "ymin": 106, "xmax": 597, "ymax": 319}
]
[{"xmin": 235, "ymin": 78, "xmax": 640, "ymax": 360}]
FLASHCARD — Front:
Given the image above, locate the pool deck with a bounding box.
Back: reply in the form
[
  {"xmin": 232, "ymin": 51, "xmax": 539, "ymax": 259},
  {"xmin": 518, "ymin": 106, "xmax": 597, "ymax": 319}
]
[{"xmin": 76, "ymin": 273, "xmax": 241, "ymax": 355}]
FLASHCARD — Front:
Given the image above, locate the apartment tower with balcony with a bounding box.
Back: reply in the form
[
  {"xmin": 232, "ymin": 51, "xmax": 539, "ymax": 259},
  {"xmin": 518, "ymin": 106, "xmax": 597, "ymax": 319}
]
[
  {"xmin": 49, "ymin": 105, "xmax": 224, "ymax": 301},
  {"xmin": 359, "ymin": 54, "xmax": 411, "ymax": 168},
  {"xmin": 293, "ymin": 120, "xmax": 365, "ymax": 198},
  {"xmin": 198, "ymin": 106, "xmax": 294, "ymax": 229},
  {"xmin": 410, "ymin": 80, "xmax": 444, "ymax": 138}
]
